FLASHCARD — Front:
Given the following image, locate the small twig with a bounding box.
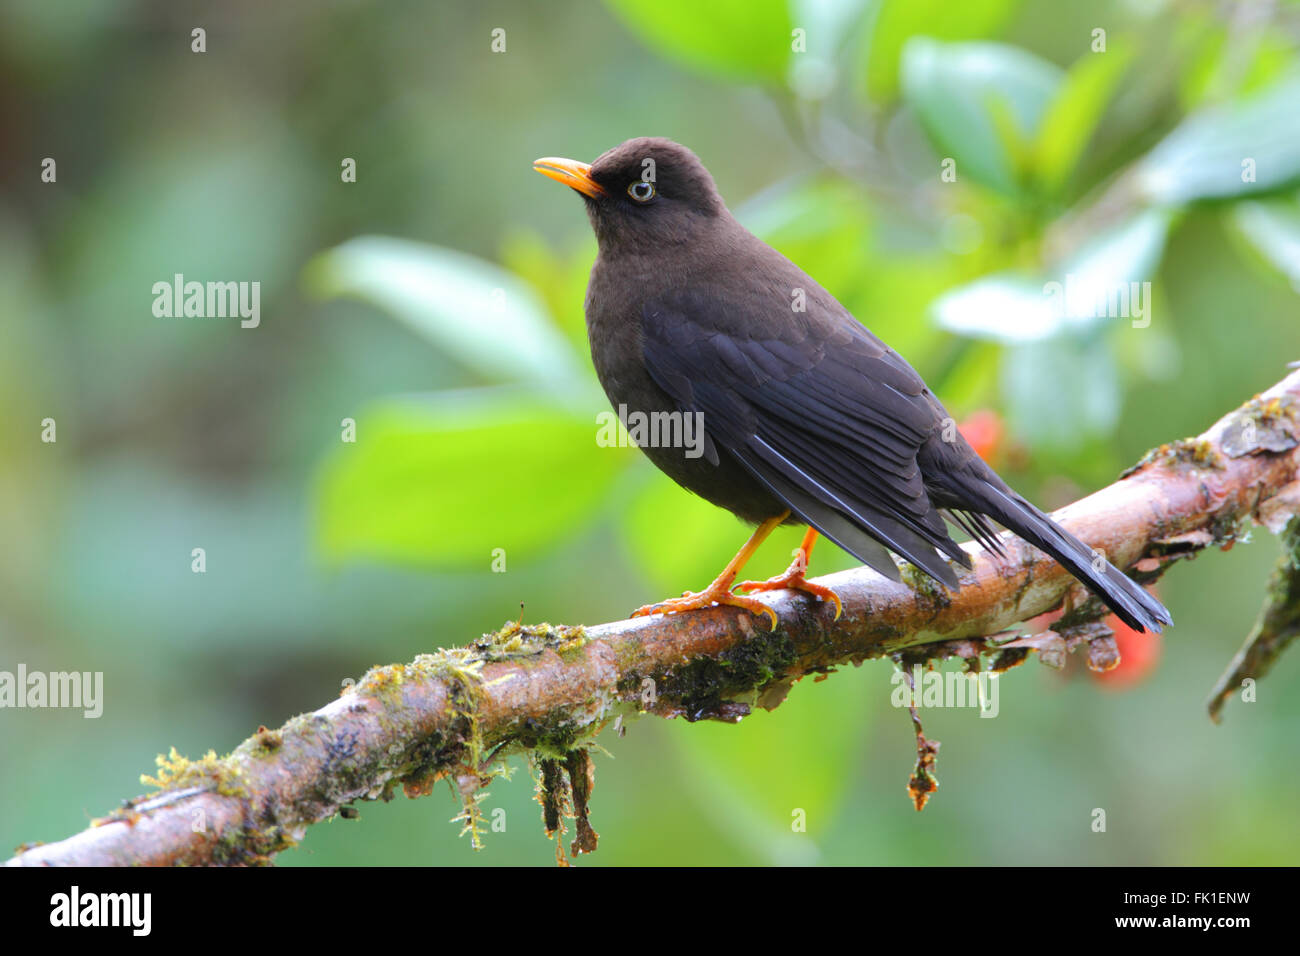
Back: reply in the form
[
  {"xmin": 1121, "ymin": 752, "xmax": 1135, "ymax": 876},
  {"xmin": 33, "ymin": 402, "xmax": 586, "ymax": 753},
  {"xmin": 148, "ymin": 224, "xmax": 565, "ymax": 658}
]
[{"xmin": 1208, "ymin": 513, "xmax": 1300, "ymax": 721}]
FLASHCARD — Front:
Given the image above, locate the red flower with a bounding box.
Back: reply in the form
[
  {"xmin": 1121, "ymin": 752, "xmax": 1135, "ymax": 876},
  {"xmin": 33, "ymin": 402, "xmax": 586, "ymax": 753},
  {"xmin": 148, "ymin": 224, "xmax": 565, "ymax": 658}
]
[{"xmin": 958, "ymin": 410, "xmax": 1004, "ymax": 464}]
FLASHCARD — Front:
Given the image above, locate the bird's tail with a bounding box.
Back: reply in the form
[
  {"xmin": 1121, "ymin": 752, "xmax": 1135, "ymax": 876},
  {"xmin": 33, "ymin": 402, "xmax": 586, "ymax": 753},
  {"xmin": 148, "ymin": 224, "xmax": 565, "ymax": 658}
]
[{"xmin": 930, "ymin": 464, "xmax": 1172, "ymax": 633}]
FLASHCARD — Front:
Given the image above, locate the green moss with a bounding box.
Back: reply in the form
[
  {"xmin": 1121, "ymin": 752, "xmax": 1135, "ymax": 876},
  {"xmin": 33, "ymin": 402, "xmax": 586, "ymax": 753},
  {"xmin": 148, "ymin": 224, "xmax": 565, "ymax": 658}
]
[
  {"xmin": 1122, "ymin": 437, "xmax": 1222, "ymax": 476},
  {"xmin": 139, "ymin": 746, "xmax": 246, "ymax": 798},
  {"xmin": 378, "ymin": 626, "xmax": 590, "ymax": 850},
  {"xmin": 1222, "ymin": 395, "xmax": 1299, "ymax": 458},
  {"xmin": 512, "ymin": 713, "xmax": 584, "ymax": 756},
  {"xmin": 657, "ymin": 631, "xmax": 799, "ymax": 721},
  {"xmin": 208, "ymin": 820, "xmax": 301, "ymax": 867},
  {"xmin": 901, "ymin": 563, "xmax": 951, "ymax": 609},
  {"xmin": 470, "ymin": 621, "xmax": 588, "ymax": 662},
  {"xmin": 1172, "ymin": 438, "xmax": 1220, "ymax": 467},
  {"xmin": 125, "ymin": 621, "xmax": 612, "ymax": 863},
  {"xmin": 615, "ymin": 673, "xmax": 642, "ymax": 695},
  {"xmin": 250, "ymin": 726, "xmax": 282, "ymax": 756},
  {"xmin": 1124, "ymin": 392, "xmax": 1297, "ymax": 478}
]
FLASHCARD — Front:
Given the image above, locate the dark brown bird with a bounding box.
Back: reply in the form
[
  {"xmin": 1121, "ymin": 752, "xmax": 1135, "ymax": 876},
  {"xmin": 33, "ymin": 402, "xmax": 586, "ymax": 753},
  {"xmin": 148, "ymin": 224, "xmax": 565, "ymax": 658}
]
[{"xmin": 533, "ymin": 137, "xmax": 1172, "ymax": 634}]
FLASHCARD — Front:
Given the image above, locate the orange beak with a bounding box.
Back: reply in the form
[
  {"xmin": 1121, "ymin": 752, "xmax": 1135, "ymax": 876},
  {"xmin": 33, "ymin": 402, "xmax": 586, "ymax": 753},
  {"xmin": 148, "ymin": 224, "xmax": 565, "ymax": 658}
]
[{"xmin": 533, "ymin": 156, "xmax": 605, "ymax": 199}]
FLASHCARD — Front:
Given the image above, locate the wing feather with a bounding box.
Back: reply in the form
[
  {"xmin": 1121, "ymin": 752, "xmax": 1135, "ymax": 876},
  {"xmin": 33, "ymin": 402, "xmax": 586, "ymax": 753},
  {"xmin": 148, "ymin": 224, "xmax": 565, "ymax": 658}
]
[{"xmin": 641, "ymin": 291, "xmax": 968, "ymax": 586}]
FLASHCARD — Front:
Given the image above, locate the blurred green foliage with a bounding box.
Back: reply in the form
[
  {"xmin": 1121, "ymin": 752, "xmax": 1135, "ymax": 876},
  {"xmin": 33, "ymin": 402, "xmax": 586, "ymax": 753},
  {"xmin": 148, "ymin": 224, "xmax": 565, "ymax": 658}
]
[{"xmin": 1, "ymin": 0, "xmax": 1298, "ymax": 867}]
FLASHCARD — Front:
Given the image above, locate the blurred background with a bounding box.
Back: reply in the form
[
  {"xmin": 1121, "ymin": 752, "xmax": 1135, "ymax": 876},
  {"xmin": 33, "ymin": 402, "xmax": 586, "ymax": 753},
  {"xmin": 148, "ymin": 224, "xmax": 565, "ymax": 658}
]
[{"xmin": 2, "ymin": 0, "xmax": 1299, "ymax": 866}]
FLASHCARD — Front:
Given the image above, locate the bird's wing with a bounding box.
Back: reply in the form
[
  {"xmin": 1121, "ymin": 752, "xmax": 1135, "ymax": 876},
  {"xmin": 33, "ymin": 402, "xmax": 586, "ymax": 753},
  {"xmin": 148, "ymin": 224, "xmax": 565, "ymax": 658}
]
[{"xmin": 641, "ymin": 287, "xmax": 967, "ymax": 586}]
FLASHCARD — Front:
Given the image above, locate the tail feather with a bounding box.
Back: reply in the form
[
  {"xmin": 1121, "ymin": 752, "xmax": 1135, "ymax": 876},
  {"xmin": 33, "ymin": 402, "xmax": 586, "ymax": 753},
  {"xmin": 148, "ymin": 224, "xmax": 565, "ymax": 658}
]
[{"xmin": 931, "ymin": 467, "xmax": 1172, "ymax": 633}]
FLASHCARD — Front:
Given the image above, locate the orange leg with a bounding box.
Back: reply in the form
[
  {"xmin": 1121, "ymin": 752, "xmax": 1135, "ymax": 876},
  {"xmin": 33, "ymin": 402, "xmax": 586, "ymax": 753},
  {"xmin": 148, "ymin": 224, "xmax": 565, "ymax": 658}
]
[
  {"xmin": 736, "ymin": 527, "xmax": 843, "ymax": 620},
  {"xmin": 631, "ymin": 512, "xmax": 790, "ymax": 630}
]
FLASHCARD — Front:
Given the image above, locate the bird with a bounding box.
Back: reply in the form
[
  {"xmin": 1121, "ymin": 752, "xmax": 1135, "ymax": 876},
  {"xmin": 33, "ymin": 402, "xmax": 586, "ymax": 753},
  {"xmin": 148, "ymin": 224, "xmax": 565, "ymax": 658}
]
[{"xmin": 532, "ymin": 137, "xmax": 1172, "ymax": 634}]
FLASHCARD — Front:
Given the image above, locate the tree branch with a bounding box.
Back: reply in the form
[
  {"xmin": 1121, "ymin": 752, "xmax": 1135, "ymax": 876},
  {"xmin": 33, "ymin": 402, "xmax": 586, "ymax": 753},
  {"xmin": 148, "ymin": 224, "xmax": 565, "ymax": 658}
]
[{"xmin": 8, "ymin": 370, "xmax": 1299, "ymax": 867}]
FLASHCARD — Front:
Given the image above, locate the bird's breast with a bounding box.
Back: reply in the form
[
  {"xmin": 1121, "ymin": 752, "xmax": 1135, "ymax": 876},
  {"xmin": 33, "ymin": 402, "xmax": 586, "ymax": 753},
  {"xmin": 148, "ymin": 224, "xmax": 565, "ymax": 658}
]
[
  {"xmin": 582, "ymin": 255, "xmax": 786, "ymax": 526},
  {"xmin": 584, "ymin": 260, "xmax": 672, "ymax": 422}
]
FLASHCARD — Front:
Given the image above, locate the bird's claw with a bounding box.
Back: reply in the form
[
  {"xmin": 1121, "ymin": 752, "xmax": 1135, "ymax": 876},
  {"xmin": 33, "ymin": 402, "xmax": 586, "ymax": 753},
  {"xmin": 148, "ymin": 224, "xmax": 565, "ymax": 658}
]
[
  {"xmin": 736, "ymin": 570, "xmax": 843, "ymax": 621},
  {"xmin": 631, "ymin": 586, "xmax": 779, "ymax": 631}
]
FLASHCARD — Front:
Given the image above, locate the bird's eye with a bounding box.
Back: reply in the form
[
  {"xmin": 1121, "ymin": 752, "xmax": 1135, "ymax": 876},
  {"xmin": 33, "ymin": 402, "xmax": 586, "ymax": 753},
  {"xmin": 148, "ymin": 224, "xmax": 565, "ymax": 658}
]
[{"xmin": 627, "ymin": 180, "xmax": 656, "ymax": 203}]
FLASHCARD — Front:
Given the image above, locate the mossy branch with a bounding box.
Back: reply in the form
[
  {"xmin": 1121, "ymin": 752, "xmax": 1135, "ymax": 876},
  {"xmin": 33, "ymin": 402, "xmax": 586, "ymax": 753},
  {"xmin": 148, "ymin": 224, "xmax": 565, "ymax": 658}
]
[{"xmin": 7, "ymin": 369, "xmax": 1300, "ymax": 867}]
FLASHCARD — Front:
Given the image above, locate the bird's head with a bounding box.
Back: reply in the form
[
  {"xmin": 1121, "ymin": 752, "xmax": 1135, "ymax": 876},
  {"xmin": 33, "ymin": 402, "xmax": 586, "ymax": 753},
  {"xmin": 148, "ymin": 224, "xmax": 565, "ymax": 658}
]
[{"xmin": 533, "ymin": 137, "xmax": 727, "ymax": 252}]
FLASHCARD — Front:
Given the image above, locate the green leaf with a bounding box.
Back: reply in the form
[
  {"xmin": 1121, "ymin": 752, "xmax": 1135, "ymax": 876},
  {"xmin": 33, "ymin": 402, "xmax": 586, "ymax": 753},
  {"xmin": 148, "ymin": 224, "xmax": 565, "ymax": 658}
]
[
  {"xmin": 1238, "ymin": 34, "xmax": 1296, "ymax": 96},
  {"xmin": 1233, "ymin": 196, "xmax": 1300, "ymax": 289},
  {"xmin": 498, "ymin": 229, "xmax": 594, "ymax": 358},
  {"xmin": 1137, "ymin": 73, "xmax": 1300, "ymax": 205},
  {"xmin": 901, "ymin": 38, "xmax": 1063, "ymax": 194},
  {"xmin": 315, "ymin": 391, "xmax": 629, "ymax": 567},
  {"xmin": 602, "ymin": 0, "xmax": 793, "ymax": 83},
  {"xmin": 303, "ymin": 236, "xmax": 583, "ymax": 395},
  {"xmin": 1034, "ymin": 43, "xmax": 1136, "ymax": 194},
  {"xmin": 862, "ymin": 0, "xmax": 1020, "ymax": 102},
  {"xmin": 1182, "ymin": 23, "xmax": 1297, "ymax": 108},
  {"xmin": 933, "ymin": 209, "xmax": 1170, "ymax": 342},
  {"xmin": 1179, "ymin": 21, "xmax": 1224, "ymax": 107}
]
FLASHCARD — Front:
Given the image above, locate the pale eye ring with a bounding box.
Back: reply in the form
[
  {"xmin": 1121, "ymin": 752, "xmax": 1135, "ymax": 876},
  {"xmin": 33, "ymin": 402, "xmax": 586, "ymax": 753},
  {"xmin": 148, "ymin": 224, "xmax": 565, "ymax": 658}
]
[{"xmin": 627, "ymin": 180, "xmax": 656, "ymax": 203}]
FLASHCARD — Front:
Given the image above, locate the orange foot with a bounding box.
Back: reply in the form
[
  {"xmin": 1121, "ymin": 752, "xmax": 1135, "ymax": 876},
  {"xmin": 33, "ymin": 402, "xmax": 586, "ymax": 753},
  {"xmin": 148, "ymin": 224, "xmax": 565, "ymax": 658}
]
[
  {"xmin": 631, "ymin": 575, "xmax": 779, "ymax": 631},
  {"xmin": 631, "ymin": 513, "xmax": 792, "ymax": 630},
  {"xmin": 736, "ymin": 552, "xmax": 843, "ymax": 621}
]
